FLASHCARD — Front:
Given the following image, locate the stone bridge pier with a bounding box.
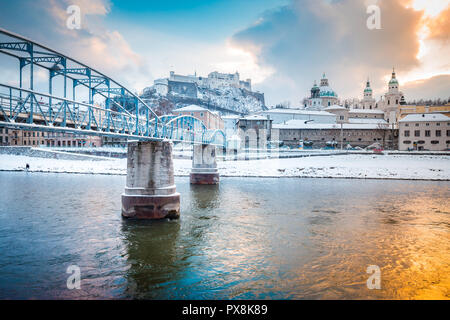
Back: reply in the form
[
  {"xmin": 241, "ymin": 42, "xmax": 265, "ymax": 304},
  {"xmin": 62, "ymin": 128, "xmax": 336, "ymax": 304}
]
[
  {"xmin": 122, "ymin": 140, "xmax": 180, "ymax": 220},
  {"xmin": 190, "ymin": 144, "xmax": 219, "ymax": 185}
]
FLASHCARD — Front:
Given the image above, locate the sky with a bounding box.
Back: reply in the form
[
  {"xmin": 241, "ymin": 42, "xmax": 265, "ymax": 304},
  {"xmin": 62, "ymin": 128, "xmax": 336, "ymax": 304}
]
[{"xmin": 0, "ymin": 0, "xmax": 449, "ymax": 106}]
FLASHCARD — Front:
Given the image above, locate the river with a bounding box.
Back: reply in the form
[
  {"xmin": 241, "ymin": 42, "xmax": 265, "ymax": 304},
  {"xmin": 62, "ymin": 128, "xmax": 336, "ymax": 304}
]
[{"xmin": 0, "ymin": 172, "xmax": 448, "ymax": 299}]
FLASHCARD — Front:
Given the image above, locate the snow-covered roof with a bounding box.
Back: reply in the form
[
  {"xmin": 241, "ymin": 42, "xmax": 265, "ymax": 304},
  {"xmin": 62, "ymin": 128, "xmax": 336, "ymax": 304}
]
[
  {"xmin": 319, "ymin": 87, "xmax": 337, "ymax": 97},
  {"xmin": 175, "ymin": 105, "xmax": 207, "ymax": 112},
  {"xmin": 240, "ymin": 114, "xmax": 270, "ymax": 121},
  {"xmin": 399, "ymin": 113, "xmax": 449, "ymax": 123},
  {"xmin": 261, "ymin": 109, "xmax": 335, "ymax": 116},
  {"xmin": 348, "ymin": 118, "xmax": 388, "ymax": 124},
  {"xmin": 349, "ymin": 108, "xmax": 384, "ymax": 114},
  {"xmin": 324, "ymin": 105, "xmax": 347, "ymax": 111},
  {"xmin": 273, "ymin": 120, "xmax": 387, "ymax": 130}
]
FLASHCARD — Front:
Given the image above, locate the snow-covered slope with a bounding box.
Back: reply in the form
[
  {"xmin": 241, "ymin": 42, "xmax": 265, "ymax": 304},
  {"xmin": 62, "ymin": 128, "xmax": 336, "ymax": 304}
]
[{"xmin": 141, "ymin": 82, "xmax": 266, "ymax": 115}]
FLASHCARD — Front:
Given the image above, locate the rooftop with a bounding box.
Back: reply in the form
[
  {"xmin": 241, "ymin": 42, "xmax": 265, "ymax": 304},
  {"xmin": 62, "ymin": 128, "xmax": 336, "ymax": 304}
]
[
  {"xmin": 240, "ymin": 114, "xmax": 270, "ymax": 121},
  {"xmin": 348, "ymin": 118, "xmax": 388, "ymax": 124},
  {"xmin": 399, "ymin": 113, "xmax": 450, "ymax": 123},
  {"xmin": 349, "ymin": 108, "xmax": 384, "ymax": 114},
  {"xmin": 273, "ymin": 120, "xmax": 388, "ymax": 130},
  {"xmin": 324, "ymin": 105, "xmax": 347, "ymax": 111},
  {"xmin": 174, "ymin": 105, "xmax": 208, "ymax": 112},
  {"xmin": 261, "ymin": 108, "xmax": 335, "ymax": 116}
]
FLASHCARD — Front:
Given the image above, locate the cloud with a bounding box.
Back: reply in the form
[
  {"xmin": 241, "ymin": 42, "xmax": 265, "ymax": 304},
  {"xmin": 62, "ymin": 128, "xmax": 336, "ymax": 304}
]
[
  {"xmin": 426, "ymin": 6, "xmax": 450, "ymax": 41},
  {"xmin": 403, "ymin": 75, "xmax": 450, "ymax": 101},
  {"xmin": 0, "ymin": 0, "xmax": 149, "ymax": 94},
  {"xmin": 230, "ymin": 0, "xmax": 448, "ymax": 105}
]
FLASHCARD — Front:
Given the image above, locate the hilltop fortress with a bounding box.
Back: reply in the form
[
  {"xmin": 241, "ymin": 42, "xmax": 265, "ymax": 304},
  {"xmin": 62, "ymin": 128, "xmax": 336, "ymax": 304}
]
[{"xmin": 143, "ymin": 71, "xmax": 266, "ymax": 115}]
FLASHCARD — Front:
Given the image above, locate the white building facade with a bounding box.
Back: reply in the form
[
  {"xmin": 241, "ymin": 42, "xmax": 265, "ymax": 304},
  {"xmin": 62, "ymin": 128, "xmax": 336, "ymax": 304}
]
[{"xmin": 398, "ymin": 113, "xmax": 450, "ymax": 151}]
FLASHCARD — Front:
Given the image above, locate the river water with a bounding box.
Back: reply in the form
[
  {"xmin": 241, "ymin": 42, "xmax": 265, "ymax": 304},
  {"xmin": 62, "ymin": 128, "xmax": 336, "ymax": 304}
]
[{"xmin": 0, "ymin": 172, "xmax": 448, "ymax": 299}]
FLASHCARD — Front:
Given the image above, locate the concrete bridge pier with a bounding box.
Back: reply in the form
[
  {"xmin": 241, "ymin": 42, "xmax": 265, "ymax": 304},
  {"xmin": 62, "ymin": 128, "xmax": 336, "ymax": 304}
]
[
  {"xmin": 190, "ymin": 144, "xmax": 219, "ymax": 185},
  {"xmin": 122, "ymin": 140, "xmax": 180, "ymax": 220}
]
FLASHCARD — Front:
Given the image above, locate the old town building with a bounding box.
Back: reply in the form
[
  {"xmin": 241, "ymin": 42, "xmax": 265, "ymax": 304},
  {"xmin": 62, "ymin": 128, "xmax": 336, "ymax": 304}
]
[{"xmin": 398, "ymin": 113, "xmax": 450, "ymax": 151}]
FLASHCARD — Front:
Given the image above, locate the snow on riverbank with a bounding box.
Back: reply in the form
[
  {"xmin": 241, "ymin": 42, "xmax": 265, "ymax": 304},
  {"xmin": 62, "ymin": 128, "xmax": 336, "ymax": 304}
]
[{"xmin": 0, "ymin": 153, "xmax": 448, "ymax": 180}]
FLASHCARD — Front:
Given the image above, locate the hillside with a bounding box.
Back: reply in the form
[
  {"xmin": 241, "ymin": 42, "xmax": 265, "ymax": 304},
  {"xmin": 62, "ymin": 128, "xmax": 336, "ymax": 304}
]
[{"xmin": 141, "ymin": 81, "xmax": 266, "ymax": 115}]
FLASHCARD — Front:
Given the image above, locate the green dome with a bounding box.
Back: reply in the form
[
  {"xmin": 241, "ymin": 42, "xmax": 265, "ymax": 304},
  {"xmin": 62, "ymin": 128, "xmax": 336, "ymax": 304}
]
[
  {"xmin": 389, "ymin": 78, "xmax": 398, "ymax": 85},
  {"xmin": 320, "ymin": 90, "xmax": 337, "ymax": 97},
  {"xmin": 364, "ymin": 87, "xmax": 372, "ymax": 93}
]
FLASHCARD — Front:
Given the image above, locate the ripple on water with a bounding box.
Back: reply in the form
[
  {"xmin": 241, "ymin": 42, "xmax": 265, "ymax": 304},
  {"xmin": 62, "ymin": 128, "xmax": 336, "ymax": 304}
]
[{"xmin": 0, "ymin": 173, "xmax": 449, "ymax": 299}]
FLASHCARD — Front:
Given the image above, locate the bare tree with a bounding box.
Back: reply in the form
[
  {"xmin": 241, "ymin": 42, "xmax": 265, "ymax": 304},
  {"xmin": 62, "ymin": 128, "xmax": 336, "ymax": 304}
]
[{"xmin": 376, "ymin": 123, "xmax": 389, "ymax": 149}]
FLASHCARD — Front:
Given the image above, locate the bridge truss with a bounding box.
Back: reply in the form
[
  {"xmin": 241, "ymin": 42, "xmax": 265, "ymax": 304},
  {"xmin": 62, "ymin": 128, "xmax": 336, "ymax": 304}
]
[{"xmin": 0, "ymin": 28, "xmax": 226, "ymax": 147}]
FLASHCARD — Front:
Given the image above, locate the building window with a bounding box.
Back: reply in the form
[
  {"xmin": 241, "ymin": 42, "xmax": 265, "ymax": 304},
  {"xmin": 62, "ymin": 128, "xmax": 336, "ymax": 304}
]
[
  {"xmin": 447, "ymin": 130, "xmax": 450, "ymax": 137},
  {"xmin": 436, "ymin": 123, "xmax": 440, "ymax": 126},
  {"xmin": 415, "ymin": 123, "xmax": 419, "ymax": 127},
  {"xmin": 405, "ymin": 124, "xmax": 409, "ymax": 127},
  {"xmin": 425, "ymin": 130, "xmax": 430, "ymax": 137},
  {"xmin": 414, "ymin": 130, "xmax": 420, "ymax": 137},
  {"xmin": 430, "ymin": 141, "xmax": 439, "ymax": 144},
  {"xmin": 436, "ymin": 130, "xmax": 441, "ymax": 137},
  {"xmin": 403, "ymin": 140, "xmax": 411, "ymax": 144},
  {"xmin": 426, "ymin": 123, "xmax": 430, "ymax": 126},
  {"xmin": 404, "ymin": 130, "xmax": 410, "ymax": 137}
]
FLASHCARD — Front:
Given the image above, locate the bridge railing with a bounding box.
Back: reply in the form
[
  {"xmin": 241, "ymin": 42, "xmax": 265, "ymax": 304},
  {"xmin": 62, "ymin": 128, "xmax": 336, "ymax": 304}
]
[
  {"xmin": 0, "ymin": 83, "xmax": 154, "ymax": 135},
  {"xmin": 0, "ymin": 28, "xmax": 227, "ymax": 147},
  {"xmin": 0, "ymin": 83, "xmax": 227, "ymax": 147}
]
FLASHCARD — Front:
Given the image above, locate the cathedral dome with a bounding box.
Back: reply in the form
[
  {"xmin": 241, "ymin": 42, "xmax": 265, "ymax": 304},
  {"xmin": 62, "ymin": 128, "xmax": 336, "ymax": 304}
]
[
  {"xmin": 319, "ymin": 89, "xmax": 337, "ymax": 97},
  {"xmin": 364, "ymin": 79, "xmax": 373, "ymax": 93},
  {"xmin": 389, "ymin": 68, "xmax": 398, "ymax": 85},
  {"xmin": 389, "ymin": 78, "xmax": 398, "ymax": 85}
]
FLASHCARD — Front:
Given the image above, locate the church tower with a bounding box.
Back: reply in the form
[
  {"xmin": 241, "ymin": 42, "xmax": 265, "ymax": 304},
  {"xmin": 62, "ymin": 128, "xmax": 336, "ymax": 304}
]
[
  {"xmin": 320, "ymin": 73, "xmax": 329, "ymax": 87},
  {"xmin": 381, "ymin": 67, "xmax": 404, "ymax": 124},
  {"xmin": 388, "ymin": 68, "xmax": 399, "ymax": 94},
  {"xmin": 362, "ymin": 78, "xmax": 376, "ymax": 109},
  {"xmin": 311, "ymin": 80, "xmax": 320, "ymax": 98}
]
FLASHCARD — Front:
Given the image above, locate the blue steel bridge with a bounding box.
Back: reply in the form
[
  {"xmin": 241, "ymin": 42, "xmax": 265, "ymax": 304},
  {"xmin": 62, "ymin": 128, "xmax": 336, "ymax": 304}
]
[{"xmin": 0, "ymin": 28, "xmax": 226, "ymax": 147}]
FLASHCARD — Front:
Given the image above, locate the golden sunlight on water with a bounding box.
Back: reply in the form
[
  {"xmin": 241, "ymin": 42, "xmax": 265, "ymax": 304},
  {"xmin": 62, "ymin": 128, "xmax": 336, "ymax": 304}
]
[{"xmin": 0, "ymin": 174, "xmax": 448, "ymax": 299}]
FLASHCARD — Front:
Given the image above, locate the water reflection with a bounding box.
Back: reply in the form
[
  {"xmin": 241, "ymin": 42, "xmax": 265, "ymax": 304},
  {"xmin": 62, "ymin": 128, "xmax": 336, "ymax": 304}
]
[
  {"xmin": 189, "ymin": 184, "xmax": 220, "ymax": 209},
  {"xmin": 121, "ymin": 220, "xmax": 181, "ymax": 299},
  {"xmin": 0, "ymin": 172, "xmax": 448, "ymax": 299}
]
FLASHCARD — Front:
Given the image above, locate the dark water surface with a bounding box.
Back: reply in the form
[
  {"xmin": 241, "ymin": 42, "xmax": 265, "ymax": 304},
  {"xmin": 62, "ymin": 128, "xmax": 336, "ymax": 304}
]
[{"xmin": 0, "ymin": 172, "xmax": 449, "ymax": 299}]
